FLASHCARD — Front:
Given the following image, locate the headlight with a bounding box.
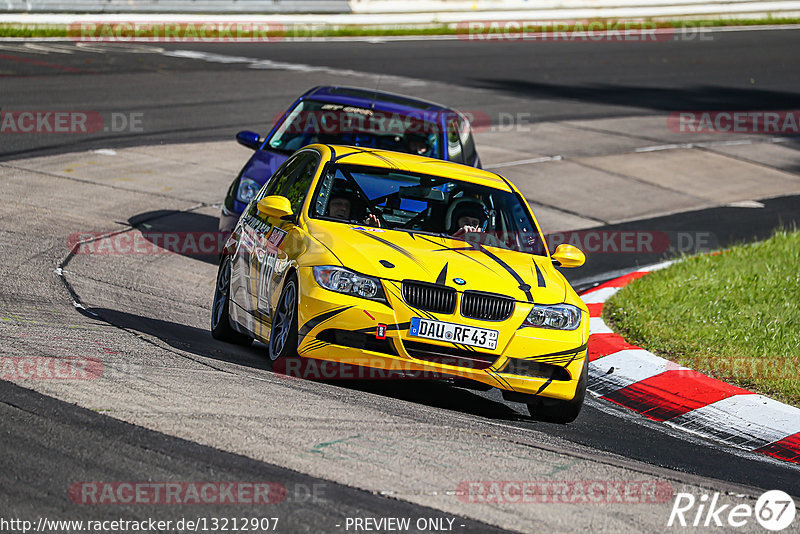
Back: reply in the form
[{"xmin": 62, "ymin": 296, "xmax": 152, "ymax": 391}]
[
  {"xmin": 523, "ymin": 304, "xmax": 581, "ymax": 330},
  {"xmin": 236, "ymin": 177, "xmax": 260, "ymax": 203},
  {"xmin": 313, "ymin": 266, "xmax": 386, "ymax": 301}
]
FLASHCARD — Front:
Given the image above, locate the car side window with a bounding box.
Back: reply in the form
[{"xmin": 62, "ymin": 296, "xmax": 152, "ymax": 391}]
[
  {"xmin": 279, "ymin": 153, "xmax": 320, "ymax": 213},
  {"xmin": 458, "ymin": 115, "xmax": 476, "ymax": 165},
  {"xmin": 446, "ymin": 119, "xmax": 464, "ymax": 164},
  {"xmin": 264, "ymin": 155, "xmax": 306, "ymax": 198},
  {"xmin": 248, "ymin": 153, "xmax": 312, "ymax": 218}
]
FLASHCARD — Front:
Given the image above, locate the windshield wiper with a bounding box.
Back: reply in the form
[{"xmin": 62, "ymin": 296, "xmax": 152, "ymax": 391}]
[{"xmin": 400, "ymin": 228, "xmax": 449, "ymax": 238}]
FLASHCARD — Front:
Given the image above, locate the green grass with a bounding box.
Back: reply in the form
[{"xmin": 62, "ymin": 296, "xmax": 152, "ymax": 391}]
[
  {"xmin": 604, "ymin": 229, "xmax": 800, "ymax": 406},
  {"xmin": 1, "ymin": 17, "xmax": 800, "ymax": 39}
]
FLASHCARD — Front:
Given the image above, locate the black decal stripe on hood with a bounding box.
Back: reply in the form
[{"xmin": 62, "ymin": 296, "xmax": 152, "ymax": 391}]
[
  {"xmin": 533, "ymin": 261, "xmax": 546, "ymax": 288},
  {"xmin": 436, "ymin": 263, "xmax": 448, "ymax": 285},
  {"xmin": 432, "ymin": 245, "xmax": 474, "ymax": 252},
  {"xmin": 416, "ymin": 235, "xmax": 495, "ymax": 271},
  {"xmin": 358, "ymin": 231, "xmax": 430, "ymax": 273},
  {"xmin": 477, "ymin": 246, "xmax": 534, "ymax": 302},
  {"xmin": 299, "ymin": 306, "xmax": 353, "ymax": 338}
]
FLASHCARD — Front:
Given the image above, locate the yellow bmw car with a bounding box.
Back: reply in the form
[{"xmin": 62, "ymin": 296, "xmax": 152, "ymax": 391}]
[{"xmin": 211, "ymin": 144, "xmax": 589, "ymax": 423}]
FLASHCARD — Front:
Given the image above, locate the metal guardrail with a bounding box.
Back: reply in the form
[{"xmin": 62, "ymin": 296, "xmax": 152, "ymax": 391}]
[
  {"xmin": 3, "ymin": 1, "xmax": 352, "ymax": 13},
  {"xmin": 4, "ymin": 0, "xmax": 799, "ymax": 19}
]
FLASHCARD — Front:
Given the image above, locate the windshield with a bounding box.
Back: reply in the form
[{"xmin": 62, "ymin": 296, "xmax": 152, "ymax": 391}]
[
  {"xmin": 310, "ymin": 164, "xmax": 547, "ymax": 256},
  {"xmin": 266, "ymin": 99, "xmax": 442, "ymax": 159}
]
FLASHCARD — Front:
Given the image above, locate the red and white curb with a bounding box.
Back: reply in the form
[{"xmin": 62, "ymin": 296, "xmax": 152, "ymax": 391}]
[{"xmin": 581, "ymin": 262, "xmax": 800, "ymax": 465}]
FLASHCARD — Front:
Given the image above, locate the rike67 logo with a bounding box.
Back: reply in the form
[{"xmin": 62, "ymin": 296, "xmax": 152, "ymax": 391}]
[{"xmin": 668, "ymin": 490, "xmax": 796, "ymax": 531}]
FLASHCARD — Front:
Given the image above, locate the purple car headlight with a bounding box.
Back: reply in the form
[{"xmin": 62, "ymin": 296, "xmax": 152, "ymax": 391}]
[{"xmin": 236, "ymin": 177, "xmax": 260, "ymax": 203}]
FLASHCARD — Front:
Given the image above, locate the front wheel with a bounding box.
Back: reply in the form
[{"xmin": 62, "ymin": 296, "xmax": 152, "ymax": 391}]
[
  {"xmin": 211, "ymin": 255, "xmax": 253, "ymax": 346},
  {"xmin": 268, "ymin": 273, "xmax": 299, "ymax": 361},
  {"xmin": 527, "ymin": 357, "xmax": 587, "ymax": 424}
]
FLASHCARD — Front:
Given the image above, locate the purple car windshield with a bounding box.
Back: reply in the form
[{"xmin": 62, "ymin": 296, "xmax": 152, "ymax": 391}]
[{"xmin": 266, "ymin": 99, "xmax": 443, "ymax": 159}]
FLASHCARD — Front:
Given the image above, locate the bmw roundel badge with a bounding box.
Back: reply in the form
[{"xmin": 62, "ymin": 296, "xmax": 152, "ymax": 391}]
[{"xmin": 453, "ymin": 278, "xmax": 466, "ymax": 286}]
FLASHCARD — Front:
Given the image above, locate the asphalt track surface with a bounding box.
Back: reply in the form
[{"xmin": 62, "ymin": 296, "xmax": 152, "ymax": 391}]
[
  {"xmin": 2, "ymin": 27, "xmax": 800, "ymax": 159},
  {"xmin": 2, "ymin": 29, "xmax": 800, "ymax": 531},
  {"xmin": 0, "ymin": 380, "xmax": 505, "ymax": 533}
]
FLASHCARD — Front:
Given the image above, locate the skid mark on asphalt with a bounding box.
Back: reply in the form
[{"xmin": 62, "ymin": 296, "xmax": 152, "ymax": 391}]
[
  {"xmin": 310, "ymin": 434, "xmax": 364, "ymax": 460},
  {"xmin": 305, "ymin": 433, "xmax": 581, "ymax": 476}
]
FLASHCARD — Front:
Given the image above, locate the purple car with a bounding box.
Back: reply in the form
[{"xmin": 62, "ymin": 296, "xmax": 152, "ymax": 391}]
[{"xmin": 219, "ymin": 85, "xmax": 481, "ymax": 232}]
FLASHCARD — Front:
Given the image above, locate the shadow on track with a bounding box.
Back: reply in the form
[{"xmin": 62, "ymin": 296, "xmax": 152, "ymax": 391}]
[
  {"xmin": 90, "ymin": 307, "xmax": 526, "ymax": 422},
  {"xmin": 475, "ymin": 79, "xmax": 800, "ymax": 113},
  {"xmin": 92, "ymin": 307, "xmax": 271, "ymax": 370},
  {"xmin": 128, "ymin": 210, "xmax": 222, "ymax": 265}
]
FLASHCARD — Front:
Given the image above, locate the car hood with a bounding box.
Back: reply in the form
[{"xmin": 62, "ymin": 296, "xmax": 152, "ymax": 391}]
[{"xmin": 305, "ymin": 219, "xmax": 567, "ymax": 304}]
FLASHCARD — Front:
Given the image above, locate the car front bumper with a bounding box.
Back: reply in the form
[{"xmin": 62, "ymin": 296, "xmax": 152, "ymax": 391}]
[{"xmin": 293, "ymin": 268, "xmax": 589, "ymax": 401}]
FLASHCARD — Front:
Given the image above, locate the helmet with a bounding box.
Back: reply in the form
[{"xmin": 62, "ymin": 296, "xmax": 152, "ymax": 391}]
[
  {"xmin": 327, "ymin": 179, "xmax": 364, "ymax": 221},
  {"xmin": 445, "ymin": 197, "xmax": 487, "ymax": 234}
]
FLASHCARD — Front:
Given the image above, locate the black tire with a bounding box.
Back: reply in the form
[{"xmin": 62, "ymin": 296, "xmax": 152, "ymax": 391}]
[
  {"xmin": 268, "ymin": 273, "xmax": 299, "ymax": 361},
  {"xmin": 527, "ymin": 357, "xmax": 588, "ymax": 424},
  {"xmin": 211, "ymin": 255, "xmax": 253, "ymax": 346}
]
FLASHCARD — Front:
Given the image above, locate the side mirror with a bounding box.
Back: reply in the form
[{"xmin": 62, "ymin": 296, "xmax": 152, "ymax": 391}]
[
  {"xmin": 551, "ymin": 244, "xmax": 585, "ymax": 268},
  {"xmin": 236, "ymin": 130, "xmax": 261, "ymax": 150},
  {"xmin": 257, "ymin": 195, "xmax": 293, "ymax": 220}
]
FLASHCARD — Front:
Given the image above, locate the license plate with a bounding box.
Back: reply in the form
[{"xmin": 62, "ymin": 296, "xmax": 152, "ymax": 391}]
[{"xmin": 409, "ymin": 317, "xmax": 498, "ymax": 350}]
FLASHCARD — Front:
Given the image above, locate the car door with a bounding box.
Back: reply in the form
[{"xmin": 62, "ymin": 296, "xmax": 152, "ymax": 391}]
[
  {"xmin": 229, "ymin": 152, "xmax": 312, "ymax": 336},
  {"xmin": 235, "ymin": 150, "xmax": 320, "ymax": 340}
]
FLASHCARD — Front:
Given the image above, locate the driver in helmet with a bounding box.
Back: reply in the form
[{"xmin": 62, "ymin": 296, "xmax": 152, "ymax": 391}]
[
  {"xmin": 327, "ymin": 190, "xmax": 381, "ymax": 228},
  {"xmin": 446, "ymin": 198, "xmax": 487, "ymax": 238}
]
